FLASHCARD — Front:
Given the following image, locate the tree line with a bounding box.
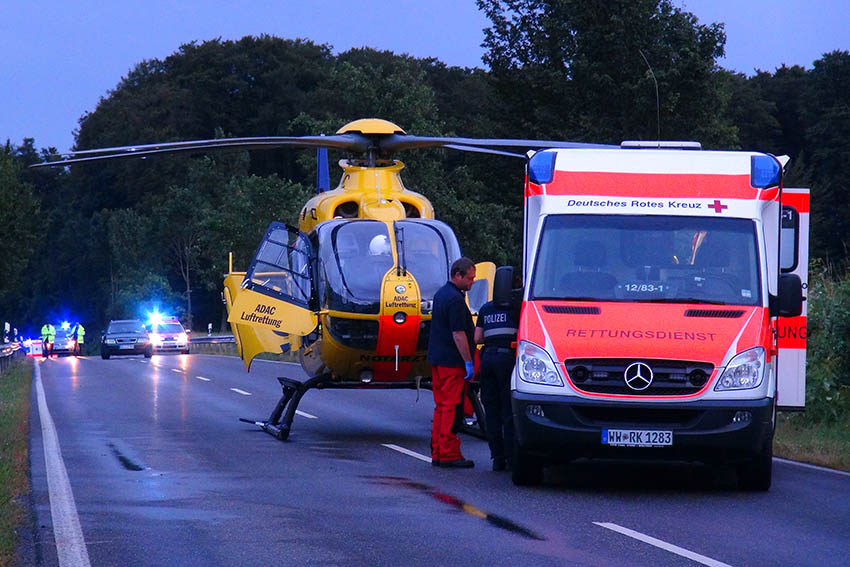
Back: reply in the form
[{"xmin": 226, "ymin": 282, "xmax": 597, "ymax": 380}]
[{"xmin": 2, "ymin": 0, "xmax": 849, "ymax": 350}]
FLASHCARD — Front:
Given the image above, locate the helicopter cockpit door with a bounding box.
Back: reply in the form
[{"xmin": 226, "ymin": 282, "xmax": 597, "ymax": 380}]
[
  {"xmin": 228, "ymin": 222, "xmax": 319, "ymax": 343},
  {"xmin": 467, "ymin": 261, "xmax": 496, "ymax": 315}
]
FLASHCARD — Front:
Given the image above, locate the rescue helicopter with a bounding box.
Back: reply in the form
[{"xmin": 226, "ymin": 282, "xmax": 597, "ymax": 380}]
[{"xmin": 34, "ymin": 118, "xmax": 611, "ymax": 440}]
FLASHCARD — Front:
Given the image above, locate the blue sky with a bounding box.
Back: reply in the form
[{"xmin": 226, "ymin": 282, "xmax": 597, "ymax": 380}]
[{"xmin": 2, "ymin": 0, "xmax": 849, "ymax": 154}]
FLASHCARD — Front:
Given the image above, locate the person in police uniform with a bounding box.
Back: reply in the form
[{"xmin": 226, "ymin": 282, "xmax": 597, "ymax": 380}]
[{"xmin": 474, "ymin": 270, "xmax": 521, "ymax": 471}]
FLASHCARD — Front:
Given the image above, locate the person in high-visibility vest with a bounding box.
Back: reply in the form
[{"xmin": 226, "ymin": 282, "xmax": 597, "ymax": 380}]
[
  {"xmin": 72, "ymin": 322, "xmax": 85, "ymax": 356},
  {"xmin": 41, "ymin": 323, "xmax": 55, "ymax": 358}
]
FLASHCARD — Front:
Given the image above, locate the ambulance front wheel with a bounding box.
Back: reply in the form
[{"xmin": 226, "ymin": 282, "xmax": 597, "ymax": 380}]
[
  {"xmin": 511, "ymin": 446, "xmax": 544, "ymax": 486},
  {"xmin": 737, "ymin": 443, "xmax": 772, "ymax": 491}
]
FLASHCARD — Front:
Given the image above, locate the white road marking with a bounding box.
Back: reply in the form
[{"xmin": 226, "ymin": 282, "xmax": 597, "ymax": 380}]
[
  {"xmin": 295, "ymin": 410, "xmax": 317, "ymax": 419},
  {"xmin": 195, "ymin": 376, "xmax": 211, "ymax": 382},
  {"xmin": 34, "ymin": 362, "xmax": 92, "ymax": 567},
  {"xmin": 230, "ymin": 388, "xmax": 252, "ymax": 396},
  {"xmin": 594, "ymin": 522, "xmax": 731, "ymax": 567},
  {"xmin": 774, "ymin": 457, "xmax": 850, "ymax": 477},
  {"xmin": 382, "ymin": 443, "xmax": 432, "ymax": 464},
  {"xmin": 171, "ymin": 368, "xmax": 182, "ymax": 373}
]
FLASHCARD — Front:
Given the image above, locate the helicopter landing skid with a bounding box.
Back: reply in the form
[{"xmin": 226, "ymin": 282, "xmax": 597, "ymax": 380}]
[
  {"xmin": 459, "ymin": 381, "xmax": 488, "ymax": 440},
  {"xmin": 239, "ymin": 374, "xmax": 330, "ymax": 441}
]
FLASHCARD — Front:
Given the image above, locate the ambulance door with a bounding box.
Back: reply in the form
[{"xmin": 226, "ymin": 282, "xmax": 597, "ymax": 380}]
[
  {"xmin": 777, "ymin": 189, "xmax": 809, "ymax": 409},
  {"xmin": 228, "ymin": 222, "xmax": 318, "ymax": 338}
]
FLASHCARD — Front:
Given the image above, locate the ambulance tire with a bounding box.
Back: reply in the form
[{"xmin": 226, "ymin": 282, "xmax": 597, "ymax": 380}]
[
  {"xmin": 737, "ymin": 443, "xmax": 772, "ymax": 491},
  {"xmin": 101, "ymin": 352, "xmax": 110, "ymax": 360},
  {"xmin": 511, "ymin": 449, "xmax": 544, "ymax": 486},
  {"xmin": 144, "ymin": 347, "xmax": 153, "ymax": 359}
]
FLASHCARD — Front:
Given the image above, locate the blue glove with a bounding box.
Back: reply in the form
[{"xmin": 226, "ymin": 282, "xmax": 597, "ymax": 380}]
[{"xmin": 464, "ymin": 361, "xmax": 475, "ymax": 381}]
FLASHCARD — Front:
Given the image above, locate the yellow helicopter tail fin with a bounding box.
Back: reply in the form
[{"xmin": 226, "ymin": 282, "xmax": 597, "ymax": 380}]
[{"xmin": 223, "ymin": 273, "xmax": 305, "ymax": 371}]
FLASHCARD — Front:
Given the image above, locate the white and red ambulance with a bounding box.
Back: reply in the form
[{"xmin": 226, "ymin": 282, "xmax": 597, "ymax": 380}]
[{"xmin": 509, "ymin": 143, "xmax": 808, "ymax": 490}]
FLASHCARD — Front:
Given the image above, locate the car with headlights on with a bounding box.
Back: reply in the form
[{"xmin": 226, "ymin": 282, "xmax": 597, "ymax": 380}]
[
  {"xmin": 51, "ymin": 328, "xmax": 78, "ymax": 356},
  {"xmin": 149, "ymin": 320, "xmax": 190, "ymax": 354},
  {"xmin": 101, "ymin": 319, "xmax": 152, "ymax": 359}
]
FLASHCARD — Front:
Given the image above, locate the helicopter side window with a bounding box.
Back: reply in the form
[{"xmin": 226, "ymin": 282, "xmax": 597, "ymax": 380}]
[
  {"xmin": 246, "ymin": 224, "xmax": 313, "ymax": 308},
  {"xmin": 396, "ymin": 220, "xmax": 462, "ymax": 300}
]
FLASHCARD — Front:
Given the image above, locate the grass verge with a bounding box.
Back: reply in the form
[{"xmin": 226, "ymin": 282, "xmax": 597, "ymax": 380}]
[
  {"xmin": 0, "ymin": 360, "xmax": 32, "ymax": 567},
  {"xmin": 774, "ymin": 414, "xmax": 850, "ymax": 472}
]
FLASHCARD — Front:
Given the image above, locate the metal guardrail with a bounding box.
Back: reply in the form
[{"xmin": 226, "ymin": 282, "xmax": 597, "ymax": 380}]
[
  {"xmin": 189, "ymin": 335, "xmax": 236, "ymax": 345},
  {"xmin": 0, "ymin": 343, "xmax": 22, "ymax": 374}
]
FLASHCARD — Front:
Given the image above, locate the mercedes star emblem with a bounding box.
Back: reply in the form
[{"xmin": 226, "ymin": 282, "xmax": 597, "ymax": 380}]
[{"xmin": 624, "ymin": 362, "xmax": 653, "ymax": 391}]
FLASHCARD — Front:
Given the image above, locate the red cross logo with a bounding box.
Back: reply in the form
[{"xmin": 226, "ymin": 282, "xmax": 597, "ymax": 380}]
[{"xmin": 708, "ymin": 200, "xmax": 728, "ymax": 213}]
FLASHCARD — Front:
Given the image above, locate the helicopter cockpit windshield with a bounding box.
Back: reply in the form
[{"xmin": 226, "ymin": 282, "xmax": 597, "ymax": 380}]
[
  {"xmin": 395, "ymin": 219, "xmax": 461, "ymax": 301},
  {"xmin": 318, "ymin": 221, "xmax": 393, "ymax": 313},
  {"xmin": 316, "ymin": 219, "xmax": 461, "ymax": 314}
]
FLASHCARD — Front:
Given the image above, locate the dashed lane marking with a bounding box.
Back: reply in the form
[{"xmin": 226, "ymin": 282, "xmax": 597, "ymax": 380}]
[
  {"xmin": 230, "ymin": 388, "xmax": 252, "ymax": 396},
  {"xmin": 594, "ymin": 522, "xmax": 731, "ymax": 567},
  {"xmin": 195, "ymin": 376, "xmax": 211, "ymax": 382},
  {"xmin": 34, "ymin": 362, "xmax": 92, "ymax": 567},
  {"xmin": 295, "ymin": 410, "xmax": 317, "ymax": 419},
  {"xmin": 382, "ymin": 443, "xmax": 432, "ymax": 464},
  {"xmin": 171, "ymin": 369, "xmax": 182, "ymax": 373}
]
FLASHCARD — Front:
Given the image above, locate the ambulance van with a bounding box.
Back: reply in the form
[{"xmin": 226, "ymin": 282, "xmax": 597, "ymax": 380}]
[{"xmin": 509, "ymin": 143, "xmax": 807, "ymax": 491}]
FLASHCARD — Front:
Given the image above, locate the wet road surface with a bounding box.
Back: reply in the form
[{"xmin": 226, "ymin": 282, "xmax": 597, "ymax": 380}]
[{"xmin": 27, "ymin": 354, "xmax": 850, "ymax": 566}]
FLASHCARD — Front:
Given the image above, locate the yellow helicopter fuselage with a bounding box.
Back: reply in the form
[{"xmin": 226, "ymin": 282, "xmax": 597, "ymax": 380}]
[{"xmin": 225, "ymin": 155, "xmax": 485, "ymax": 385}]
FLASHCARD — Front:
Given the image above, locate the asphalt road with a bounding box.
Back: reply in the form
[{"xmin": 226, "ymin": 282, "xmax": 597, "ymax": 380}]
[{"xmin": 27, "ymin": 354, "xmax": 850, "ymax": 566}]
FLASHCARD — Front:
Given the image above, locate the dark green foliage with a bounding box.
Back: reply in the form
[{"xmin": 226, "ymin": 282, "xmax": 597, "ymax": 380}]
[
  {"xmin": 477, "ymin": 0, "xmax": 733, "ymax": 145},
  {"xmin": 797, "ymin": 261, "xmax": 850, "ymax": 423}
]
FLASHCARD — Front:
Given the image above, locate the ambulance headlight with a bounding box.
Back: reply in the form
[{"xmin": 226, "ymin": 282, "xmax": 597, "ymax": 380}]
[
  {"xmin": 715, "ymin": 347, "xmax": 765, "ymax": 391},
  {"xmin": 517, "ymin": 340, "xmax": 563, "ymax": 386}
]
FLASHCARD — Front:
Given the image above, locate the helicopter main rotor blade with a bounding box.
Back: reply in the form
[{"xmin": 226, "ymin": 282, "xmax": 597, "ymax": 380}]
[
  {"xmin": 443, "ymin": 144, "xmax": 526, "ymax": 158},
  {"xmin": 377, "ymin": 134, "xmax": 617, "ymax": 154},
  {"xmin": 30, "ymin": 134, "xmax": 373, "ymax": 168}
]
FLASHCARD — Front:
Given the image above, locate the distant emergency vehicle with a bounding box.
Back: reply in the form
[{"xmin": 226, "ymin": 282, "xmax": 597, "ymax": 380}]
[{"xmin": 510, "ymin": 143, "xmax": 807, "ymax": 491}]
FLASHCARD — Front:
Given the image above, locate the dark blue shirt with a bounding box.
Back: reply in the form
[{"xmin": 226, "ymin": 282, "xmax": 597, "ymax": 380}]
[
  {"xmin": 475, "ymin": 301, "xmax": 520, "ymax": 349},
  {"xmin": 427, "ymin": 281, "xmax": 474, "ymax": 367}
]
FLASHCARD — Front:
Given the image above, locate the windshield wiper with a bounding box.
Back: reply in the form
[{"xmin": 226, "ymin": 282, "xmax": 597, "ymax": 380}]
[{"xmin": 642, "ymin": 297, "xmax": 727, "ymax": 305}]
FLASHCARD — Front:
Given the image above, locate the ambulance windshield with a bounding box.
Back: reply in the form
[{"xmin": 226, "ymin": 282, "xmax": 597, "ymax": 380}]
[{"xmin": 530, "ymin": 215, "xmax": 761, "ymax": 305}]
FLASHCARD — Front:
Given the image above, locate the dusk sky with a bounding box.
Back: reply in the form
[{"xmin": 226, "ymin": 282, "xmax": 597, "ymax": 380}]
[{"xmin": 3, "ymin": 0, "xmax": 849, "ymax": 154}]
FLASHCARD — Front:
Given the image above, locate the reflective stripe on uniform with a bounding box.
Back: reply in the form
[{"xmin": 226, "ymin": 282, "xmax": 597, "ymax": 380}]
[{"xmin": 482, "ymin": 327, "xmax": 518, "ymax": 338}]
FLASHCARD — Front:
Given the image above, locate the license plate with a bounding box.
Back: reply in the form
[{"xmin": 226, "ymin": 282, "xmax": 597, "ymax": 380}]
[
  {"xmin": 119, "ymin": 344, "xmax": 135, "ymax": 349},
  {"xmin": 602, "ymin": 429, "xmax": 672, "ymax": 447}
]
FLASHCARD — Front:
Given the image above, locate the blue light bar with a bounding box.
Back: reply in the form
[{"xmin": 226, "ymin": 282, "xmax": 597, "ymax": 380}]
[
  {"xmin": 147, "ymin": 310, "xmax": 164, "ymax": 327},
  {"xmin": 751, "ymin": 155, "xmax": 781, "ymax": 188},
  {"xmin": 528, "ymin": 151, "xmax": 557, "ymax": 185}
]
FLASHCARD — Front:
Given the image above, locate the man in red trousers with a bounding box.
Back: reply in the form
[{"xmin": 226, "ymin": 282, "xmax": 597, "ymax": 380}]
[{"xmin": 427, "ymin": 257, "xmax": 477, "ymax": 468}]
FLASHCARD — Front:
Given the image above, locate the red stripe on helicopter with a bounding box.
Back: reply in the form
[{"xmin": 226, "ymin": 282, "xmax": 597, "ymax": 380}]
[
  {"xmin": 373, "ymin": 314, "xmax": 422, "ymax": 381},
  {"xmin": 529, "ymin": 172, "xmax": 773, "ymax": 200}
]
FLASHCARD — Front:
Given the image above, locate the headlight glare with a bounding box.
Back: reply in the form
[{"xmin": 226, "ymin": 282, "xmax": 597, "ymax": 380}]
[
  {"xmin": 715, "ymin": 347, "xmax": 765, "ymax": 391},
  {"xmin": 517, "ymin": 340, "xmax": 564, "ymax": 386}
]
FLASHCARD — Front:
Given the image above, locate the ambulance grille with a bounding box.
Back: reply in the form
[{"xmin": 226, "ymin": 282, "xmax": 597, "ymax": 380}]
[
  {"xmin": 684, "ymin": 309, "xmax": 745, "ymax": 318},
  {"xmin": 564, "ymin": 358, "xmax": 714, "ymax": 396},
  {"xmin": 542, "ymin": 305, "xmax": 601, "ymax": 314}
]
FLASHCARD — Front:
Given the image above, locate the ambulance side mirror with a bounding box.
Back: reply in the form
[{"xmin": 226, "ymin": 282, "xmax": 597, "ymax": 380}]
[
  {"xmin": 493, "ymin": 265, "xmax": 519, "ymax": 308},
  {"xmin": 772, "ymin": 273, "xmax": 803, "ymax": 317}
]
